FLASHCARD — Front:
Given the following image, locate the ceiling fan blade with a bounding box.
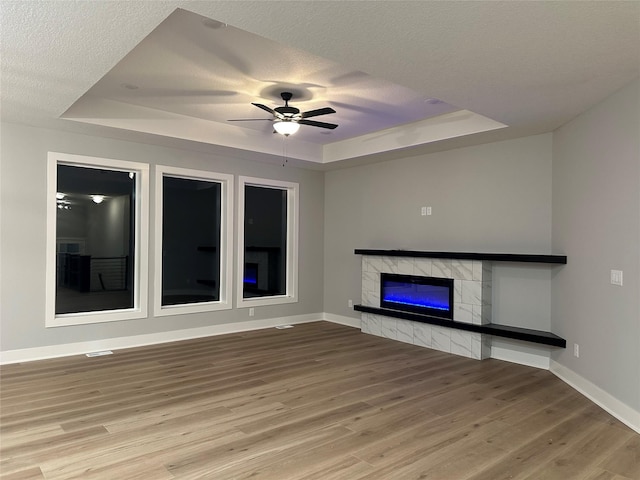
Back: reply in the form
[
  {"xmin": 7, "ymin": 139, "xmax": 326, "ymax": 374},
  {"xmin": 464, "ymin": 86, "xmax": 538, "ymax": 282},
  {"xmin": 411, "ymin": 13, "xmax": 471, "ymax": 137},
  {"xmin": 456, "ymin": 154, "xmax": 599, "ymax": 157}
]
[
  {"xmin": 301, "ymin": 107, "xmax": 336, "ymax": 119},
  {"xmin": 298, "ymin": 119, "xmax": 338, "ymax": 130},
  {"xmin": 251, "ymin": 103, "xmax": 275, "ymax": 115},
  {"xmin": 228, "ymin": 118, "xmax": 273, "ymax": 122}
]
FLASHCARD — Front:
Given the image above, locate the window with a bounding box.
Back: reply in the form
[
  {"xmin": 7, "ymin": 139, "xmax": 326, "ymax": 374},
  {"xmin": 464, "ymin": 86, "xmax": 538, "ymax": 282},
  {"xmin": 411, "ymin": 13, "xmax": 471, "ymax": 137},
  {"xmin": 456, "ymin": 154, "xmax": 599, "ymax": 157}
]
[
  {"xmin": 237, "ymin": 177, "xmax": 298, "ymax": 307},
  {"xmin": 46, "ymin": 153, "xmax": 149, "ymax": 327},
  {"xmin": 154, "ymin": 166, "xmax": 233, "ymax": 316}
]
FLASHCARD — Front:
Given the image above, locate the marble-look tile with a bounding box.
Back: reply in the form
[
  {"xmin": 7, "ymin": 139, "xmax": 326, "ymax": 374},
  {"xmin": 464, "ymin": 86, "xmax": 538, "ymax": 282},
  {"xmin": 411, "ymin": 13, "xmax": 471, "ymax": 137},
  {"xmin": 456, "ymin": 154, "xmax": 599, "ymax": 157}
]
[
  {"xmin": 461, "ymin": 280, "xmax": 482, "ymax": 306},
  {"xmin": 361, "ymin": 314, "xmax": 382, "ymax": 337},
  {"xmin": 482, "ymin": 335, "xmax": 492, "ymax": 359},
  {"xmin": 481, "ymin": 304, "xmax": 492, "ymax": 324},
  {"xmin": 369, "ymin": 290, "xmax": 380, "ymax": 308},
  {"xmin": 450, "ymin": 330, "xmax": 473, "ymax": 358},
  {"xmin": 453, "ymin": 280, "xmax": 462, "ymax": 304},
  {"xmin": 362, "ymin": 278, "xmax": 375, "ymax": 295},
  {"xmin": 361, "ymin": 315, "xmax": 371, "ymax": 335},
  {"xmin": 482, "ymin": 262, "xmax": 493, "ymax": 281},
  {"xmin": 396, "ymin": 319, "xmax": 414, "ymax": 344},
  {"xmin": 431, "ymin": 326, "xmax": 451, "ymax": 353},
  {"xmin": 363, "ymin": 270, "xmax": 377, "ymax": 284},
  {"xmin": 472, "ymin": 261, "xmax": 484, "ymax": 281},
  {"xmin": 362, "ymin": 290, "xmax": 375, "ymax": 307},
  {"xmin": 380, "ymin": 317, "xmax": 397, "ymax": 340},
  {"xmin": 397, "ymin": 259, "xmax": 414, "ymax": 275},
  {"xmin": 451, "ymin": 260, "xmax": 473, "ymax": 280},
  {"xmin": 432, "ymin": 259, "xmax": 452, "ymax": 278},
  {"xmin": 363, "ymin": 256, "xmax": 380, "ymax": 273},
  {"xmin": 472, "ymin": 305, "xmax": 484, "ymax": 325},
  {"xmin": 380, "ymin": 256, "xmax": 398, "ymax": 274},
  {"xmin": 470, "ymin": 333, "xmax": 483, "ymax": 359},
  {"xmin": 454, "ymin": 303, "xmax": 473, "ymax": 323},
  {"xmin": 413, "ymin": 322, "xmax": 432, "ymax": 348},
  {"xmin": 482, "ymin": 281, "xmax": 492, "ymax": 305},
  {"xmin": 372, "ymin": 278, "xmax": 380, "ymax": 295},
  {"xmin": 413, "ymin": 258, "xmax": 432, "ymax": 277}
]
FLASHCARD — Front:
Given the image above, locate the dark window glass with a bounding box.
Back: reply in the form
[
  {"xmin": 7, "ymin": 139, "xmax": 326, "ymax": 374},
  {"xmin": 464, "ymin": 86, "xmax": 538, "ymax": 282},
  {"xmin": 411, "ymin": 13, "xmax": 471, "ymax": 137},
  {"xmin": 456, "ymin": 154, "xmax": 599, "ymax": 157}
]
[
  {"xmin": 243, "ymin": 186, "xmax": 287, "ymax": 298},
  {"xmin": 162, "ymin": 177, "xmax": 221, "ymax": 306},
  {"xmin": 56, "ymin": 165, "xmax": 135, "ymax": 314}
]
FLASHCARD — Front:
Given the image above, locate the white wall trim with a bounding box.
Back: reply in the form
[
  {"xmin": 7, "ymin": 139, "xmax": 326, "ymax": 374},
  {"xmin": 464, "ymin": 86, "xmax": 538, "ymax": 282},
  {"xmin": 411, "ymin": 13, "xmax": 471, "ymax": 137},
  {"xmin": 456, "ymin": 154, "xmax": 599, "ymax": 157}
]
[
  {"xmin": 550, "ymin": 360, "xmax": 640, "ymax": 434},
  {"xmin": 322, "ymin": 312, "xmax": 361, "ymax": 329},
  {"xmin": 153, "ymin": 165, "xmax": 234, "ymax": 317},
  {"xmin": 46, "ymin": 152, "xmax": 150, "ymax": 327},
  {"xmin": 0, "ymin": 314, "xmax": 322, "ymax": 365},
  {"xmin": 236, "ymin": 176, "xmax": 299, "ymax": 309}
]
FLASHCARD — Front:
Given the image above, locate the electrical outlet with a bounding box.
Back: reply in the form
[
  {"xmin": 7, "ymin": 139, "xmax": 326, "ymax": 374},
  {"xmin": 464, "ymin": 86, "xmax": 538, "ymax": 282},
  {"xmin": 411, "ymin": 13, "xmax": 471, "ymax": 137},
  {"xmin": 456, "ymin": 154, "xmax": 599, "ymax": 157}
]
[
  {"xmin": 611, "ymin": 269, "xmax": 623, "ymax": 286},
  {"xmin": 348, "ymin": 299, "xmax": 353, "ymax": 308},
  {"xmin": 249, "ymin": 307, "xmax": 255, "ymax": 317},
  {"xmin": 573, "ymin": 343, "xmax": 579, "ymax": 358}
]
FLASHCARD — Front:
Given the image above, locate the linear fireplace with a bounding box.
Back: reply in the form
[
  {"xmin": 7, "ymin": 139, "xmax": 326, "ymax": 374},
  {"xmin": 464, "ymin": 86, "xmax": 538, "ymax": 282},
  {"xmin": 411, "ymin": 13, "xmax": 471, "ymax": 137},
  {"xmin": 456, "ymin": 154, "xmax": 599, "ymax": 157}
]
[{"xmin": 380, "ymin": 273, "xmax": 454, "ymax": 320}]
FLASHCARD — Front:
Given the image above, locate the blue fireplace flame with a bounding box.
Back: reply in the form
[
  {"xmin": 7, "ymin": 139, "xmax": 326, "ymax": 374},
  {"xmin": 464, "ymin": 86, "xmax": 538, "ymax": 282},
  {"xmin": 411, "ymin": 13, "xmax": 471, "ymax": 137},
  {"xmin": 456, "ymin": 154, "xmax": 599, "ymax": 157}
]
[
  {"xmin": 244, "ymin": 264, "xmax": 258, "ymax": 285},
  {"xmin": 380, "ymin": 274, "xmax": 453, "ymax": 319},
  {"xmin": 383, "ymin": 285, "xmax": 450, "ymax": 311}
]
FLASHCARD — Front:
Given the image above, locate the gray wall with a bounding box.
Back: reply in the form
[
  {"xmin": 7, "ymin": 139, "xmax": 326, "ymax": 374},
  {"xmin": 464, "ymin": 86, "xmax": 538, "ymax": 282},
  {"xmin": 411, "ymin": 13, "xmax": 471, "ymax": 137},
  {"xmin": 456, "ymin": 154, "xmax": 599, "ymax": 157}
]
[
  {"xmin": 552, "ymin": 80, "xmax": 640, "ymax": 412},
  {"xmin": 323, "ymin": 134, "xmax": 554, "ymax": 333},
  {"xmin": 0, "ymin": 122, "xmax": 325, "ymax": 351}
]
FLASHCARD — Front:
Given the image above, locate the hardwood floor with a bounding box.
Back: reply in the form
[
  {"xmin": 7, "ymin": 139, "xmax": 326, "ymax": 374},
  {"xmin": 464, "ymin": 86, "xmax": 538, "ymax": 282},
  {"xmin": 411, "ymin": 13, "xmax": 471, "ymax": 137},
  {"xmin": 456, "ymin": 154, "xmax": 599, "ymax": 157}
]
[{"xmin": 1, "ymin": 321, "xmax": 637, "ymax": 479}]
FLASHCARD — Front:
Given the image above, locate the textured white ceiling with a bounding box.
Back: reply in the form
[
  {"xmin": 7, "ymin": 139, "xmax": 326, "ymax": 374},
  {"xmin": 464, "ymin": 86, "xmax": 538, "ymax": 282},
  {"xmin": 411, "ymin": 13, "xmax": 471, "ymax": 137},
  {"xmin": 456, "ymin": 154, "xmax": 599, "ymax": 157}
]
[{"xmin": 1, "ymin": 1, "xmax": 638, "ymax": 168}]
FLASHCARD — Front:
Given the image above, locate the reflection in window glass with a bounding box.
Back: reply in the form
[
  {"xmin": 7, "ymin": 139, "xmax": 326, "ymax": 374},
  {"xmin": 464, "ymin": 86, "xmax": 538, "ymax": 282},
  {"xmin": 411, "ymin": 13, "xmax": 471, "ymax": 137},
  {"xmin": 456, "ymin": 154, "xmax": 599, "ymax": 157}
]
[
  {"xmin": 243, "ymin": 186, "xmax": 287, "ymax": 298},
  {"xmin": 162, "ymin": 176, "xmax": 221, "ymax": 306},
  {"xmin": 56, "ymin": 165, "xmax": 135, "ymax": 314}
]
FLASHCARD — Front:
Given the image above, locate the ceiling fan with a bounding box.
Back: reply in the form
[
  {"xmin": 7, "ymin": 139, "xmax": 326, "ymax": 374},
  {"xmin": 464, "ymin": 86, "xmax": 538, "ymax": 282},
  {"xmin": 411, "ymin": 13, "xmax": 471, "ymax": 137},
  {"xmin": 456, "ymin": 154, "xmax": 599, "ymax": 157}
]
[{"xmin": 229, "ymin": 92, "xmax": 337, "ymax": 136}]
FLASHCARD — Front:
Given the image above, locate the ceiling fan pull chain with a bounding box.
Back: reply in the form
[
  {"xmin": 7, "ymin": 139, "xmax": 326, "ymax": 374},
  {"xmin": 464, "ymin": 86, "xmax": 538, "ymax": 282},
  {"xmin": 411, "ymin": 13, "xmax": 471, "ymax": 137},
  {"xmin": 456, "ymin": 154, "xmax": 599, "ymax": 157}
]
[{"xmin": 282, "ymin": 135, "xmax": 288, "ymax": 167}]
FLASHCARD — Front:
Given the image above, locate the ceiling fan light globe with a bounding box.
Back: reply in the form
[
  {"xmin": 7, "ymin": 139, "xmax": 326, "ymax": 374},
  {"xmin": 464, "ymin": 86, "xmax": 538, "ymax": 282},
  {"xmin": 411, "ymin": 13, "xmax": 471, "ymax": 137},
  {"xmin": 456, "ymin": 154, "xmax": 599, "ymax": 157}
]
[{"xmin": 273, "ymin": 120, "xmax": 300, "ymax": 136}]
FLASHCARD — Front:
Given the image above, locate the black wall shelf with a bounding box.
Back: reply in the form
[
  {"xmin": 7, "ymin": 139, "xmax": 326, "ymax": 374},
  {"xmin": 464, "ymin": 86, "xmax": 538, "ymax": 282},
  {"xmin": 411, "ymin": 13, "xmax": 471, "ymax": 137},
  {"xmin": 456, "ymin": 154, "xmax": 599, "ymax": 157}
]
[
  {"xmin": 355, "ymin": 249, "xmax": 567, "ymax": 264},
  {"xmin": 354, "ymin": 305, "xmax": 566, "ymax": 348}
]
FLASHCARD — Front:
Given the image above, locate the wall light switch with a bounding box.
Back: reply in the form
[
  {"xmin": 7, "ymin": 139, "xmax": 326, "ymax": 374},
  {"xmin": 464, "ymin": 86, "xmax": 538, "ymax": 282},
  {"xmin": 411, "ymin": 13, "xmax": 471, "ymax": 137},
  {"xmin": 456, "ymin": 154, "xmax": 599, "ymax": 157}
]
[
  {"xmin": 610, "ymin": 270, "xmax": 623, "ymax": 286},
  {"xmin": 421, "ymin": 206, "xmax": 427, "ymax": 216},
  {"xmin": 426, "ymin": 206, "xmax": 432, "ymax": 216}
]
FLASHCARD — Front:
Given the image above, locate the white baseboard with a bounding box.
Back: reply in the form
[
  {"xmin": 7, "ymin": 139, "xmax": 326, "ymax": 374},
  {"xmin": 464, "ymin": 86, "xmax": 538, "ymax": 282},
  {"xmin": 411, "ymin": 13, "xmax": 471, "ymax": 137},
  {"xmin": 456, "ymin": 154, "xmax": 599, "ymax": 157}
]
[
  {"xmin": 0, "ymin": 313, "xmax": 323, "ymax": 365},
  {"xmin": 550, "ymin": 360, "xmax": 640, "ymax": 434},
  {"xmin": 322, "ymin": 312, "xmax": 361, "ymax": 328}
]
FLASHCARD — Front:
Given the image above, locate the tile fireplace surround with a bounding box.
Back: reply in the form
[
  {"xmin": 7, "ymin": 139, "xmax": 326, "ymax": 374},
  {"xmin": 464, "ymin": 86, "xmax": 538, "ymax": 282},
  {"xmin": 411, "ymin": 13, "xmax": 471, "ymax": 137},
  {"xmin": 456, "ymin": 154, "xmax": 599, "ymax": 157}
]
[{"xmin": 356, "ymin": 250, "xmax": 567, "ymax": 360}]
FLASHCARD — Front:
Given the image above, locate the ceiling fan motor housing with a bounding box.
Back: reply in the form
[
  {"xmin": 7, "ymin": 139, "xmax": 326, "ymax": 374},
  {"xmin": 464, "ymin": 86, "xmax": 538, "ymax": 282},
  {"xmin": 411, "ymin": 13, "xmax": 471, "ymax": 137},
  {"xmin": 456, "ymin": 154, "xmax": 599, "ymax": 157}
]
[
  {"xmin": 275, "ymin": 106, "xmax": 300, "ymax": 117},
  {"xmin": 276, "ymin": 92, "xmax": 299, "ymax": 117}
]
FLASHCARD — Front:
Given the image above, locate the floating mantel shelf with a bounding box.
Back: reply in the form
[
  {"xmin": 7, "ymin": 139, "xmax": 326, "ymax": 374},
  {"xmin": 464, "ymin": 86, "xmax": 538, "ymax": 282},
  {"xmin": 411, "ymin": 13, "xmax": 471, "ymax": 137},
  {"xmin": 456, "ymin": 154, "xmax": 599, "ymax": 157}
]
[
  {"xmin": 355, "ymin": 249, "xmax": 567, "ymax": 264},
  {"xmin": 354, "ymin": 305, "xmax": 566, "ymax": 348}
]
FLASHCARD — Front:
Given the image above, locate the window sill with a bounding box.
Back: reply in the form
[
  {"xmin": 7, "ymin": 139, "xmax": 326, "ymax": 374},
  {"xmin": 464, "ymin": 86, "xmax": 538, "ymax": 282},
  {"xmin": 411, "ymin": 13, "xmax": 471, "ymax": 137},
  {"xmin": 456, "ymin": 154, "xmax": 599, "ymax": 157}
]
[{"xmin": 237, "ymin": 295, "xmax": 298, "ymax": 309}]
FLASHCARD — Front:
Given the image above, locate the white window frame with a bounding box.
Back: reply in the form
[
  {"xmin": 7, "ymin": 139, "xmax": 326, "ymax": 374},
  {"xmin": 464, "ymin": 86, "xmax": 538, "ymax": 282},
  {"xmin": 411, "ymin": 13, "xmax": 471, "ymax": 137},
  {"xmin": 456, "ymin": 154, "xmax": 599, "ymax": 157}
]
[
  {"xmin": 46, "ymin": 152, "xmax": 149, "ymax": 327},
  {"xmin": 236, "ymin": 176, "xmax": 299, "ymax": 308},
  {"xmin": 154, "ymin": 165, "xmax": 233, "ymax": 316}
]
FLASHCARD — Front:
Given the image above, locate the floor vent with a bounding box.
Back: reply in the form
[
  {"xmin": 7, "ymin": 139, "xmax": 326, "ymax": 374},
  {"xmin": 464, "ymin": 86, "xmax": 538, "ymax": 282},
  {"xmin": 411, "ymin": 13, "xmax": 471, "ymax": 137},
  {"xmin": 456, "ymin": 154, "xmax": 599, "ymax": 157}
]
[
  {"xmin": 275, "ymin": 325, "xmax": 294, "ymax": 329},
  {"xmin": 86, "ymin": 350, "xmax": 113, "ymax": 357}
]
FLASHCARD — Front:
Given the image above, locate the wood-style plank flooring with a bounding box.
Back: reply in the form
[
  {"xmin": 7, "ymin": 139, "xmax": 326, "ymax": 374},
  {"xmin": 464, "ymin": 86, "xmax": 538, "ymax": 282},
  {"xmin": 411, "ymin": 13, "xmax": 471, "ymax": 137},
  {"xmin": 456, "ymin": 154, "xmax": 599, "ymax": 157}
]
[{"xmin": 1, "ymin": 321, "xmax": 638, "ymax": 479}]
